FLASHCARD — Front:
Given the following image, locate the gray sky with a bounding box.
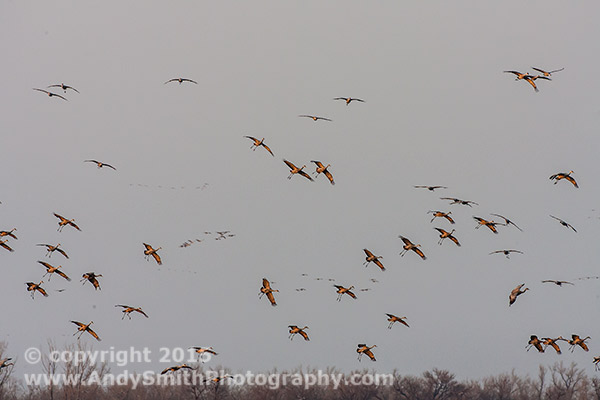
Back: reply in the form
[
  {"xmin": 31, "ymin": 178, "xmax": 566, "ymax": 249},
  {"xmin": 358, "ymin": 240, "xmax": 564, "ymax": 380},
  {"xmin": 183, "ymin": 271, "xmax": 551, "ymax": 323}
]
[{"xmin": 2, "ymin": 0, "xmax": 600, "ymax": 381}]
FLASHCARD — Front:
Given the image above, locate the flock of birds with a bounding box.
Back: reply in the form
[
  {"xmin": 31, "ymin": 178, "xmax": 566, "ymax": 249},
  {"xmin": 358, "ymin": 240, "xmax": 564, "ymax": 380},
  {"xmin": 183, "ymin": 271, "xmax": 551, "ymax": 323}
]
[{"xmin": 4, "ymin": 67, "xmax": 598, "ymax": 378}]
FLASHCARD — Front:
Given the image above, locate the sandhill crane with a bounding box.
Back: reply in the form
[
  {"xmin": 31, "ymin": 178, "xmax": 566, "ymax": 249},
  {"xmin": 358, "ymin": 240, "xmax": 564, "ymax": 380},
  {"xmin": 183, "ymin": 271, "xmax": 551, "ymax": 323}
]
[
  {"xmin": 37, "ymin": 243, "xmax": 69, "ymax": 258},
  {"xmin": 386, "ymin": 313, "xmax": 409, "ymax": 329},
  {"xmin": 440, "ymin": 197, "xmax": 478, "ymax": 207},
  {"xmin": 283, "ymin": 159, "xmax": 313, "ymax": 181},
  {"xmin": 38, "ymin": 261, "xmax": 71, "ymax": 281},
  {"xmin": 81, "ymin": 272, "xmax": 102, "ymax": 290},
  {"xmin": 71, "ymin": 320, "xmax": 101, "ymax": 341},
  {"xmin": 490, "ymin": 213, "xmax": 523, "ymax": 232},
  {"xmin": 189, "ymin": 347, "xmax": 218, "ymax": 362},
  {"xmin": 311, "ymin": 160, "xmax": 335, "ymax": 185},
  {"xmin": 334, "ymin": 285, "xmax": 357, "ymax": 301},
  {"xmin": 0, "ymin": 239, "xmax": 14, "ymax": 252},
  {"xmin": 542, "ymin": 337, "xmax": 566, "ymax": 354},
  {"xmin": 509, "ymin": 283, "xmax": 529, "ymax": 306},
  {"xmin": 333, "ymin": 97, "xmax": 365, "ymax": 105},
  {"xmin": 504, "ymin": 70, "xmax": 532, "ymax": 80},
  {"xmin": 357, "ymin": 344, "xmax": 376, "ymax": 362},
  {"xmin": 0, "ymin": 358, "xmax": 13, "ymax": 370},
  {"xmin": 568, "ymin": 335, "xmax": 590, "ymax": 352},
  {"xmin": 299, "ymin": 114, "xmax": 332, "ymax": 122},
  {"xmin": 259, "ymin": 278, "xmax": 278, "ymax": 306},
  {"xmin": 215, "ymin": 231, "xmax": 235, "ymax": 240},
  {"xmin": 164, "ymin": 78, "xmax": 198, "ymax": 85},
  {"xmin": 428, "ymin": 211, "xmax": 455, "ymax": 224},
  {"xmin": 288, "ymin": 325, "xmax": 310, "ymax": 341},
  {"xmin": 33, "ymin": 88, "xmax": 67, "ymax": 101},
  {"xmin": 526, "ymin": 335, "xmax": 544, "ymax": 353},
  {"xmin": 160, "ymin": 364, "xmax": 193, "ymax": 374},
  {"xmin": 143, "ymin": 243, "xmax": 162, "ymax": 265},
  {"xmin": 204, "ymin": 375, "xmax": 232, "ymax": 384},
  {"xmin": 84, "ymin": 159, "xmax": 116, "ymax": 170},
  {"xmin": 531, "ymin": 67, "xmax": 564, "ymax": 77},
  {"xmin": 594, "ymin": 357, "xmax": 600, "ymax": 371},
  {"xmin": 489, "ymin": 249, "xmax": 523, "ymax": 259},
  {"xmin": 0, "ymin": 229, "xmax": 17, "ymax": 240},
  {"xmin": 244, "ymin": 136, "xmax": 274, "ymax": 156},
  {"xmin": 541, "ymin": 280, "xmax": 574, "ymax": 286},
  {"xmin": 115, "ymin": 305, "xmax": 148, "ymax": 320},
  {"xmin": 415, "ymin": 185, "xmax": 447, "ymax": 191},
  {"xmin": 434, "ymin": 228, "xmax": 460, "ymax": 246},
  {"xmin": 26, "ymin": 281, "xmax": 48, "ymax": 299},
  {"xmin": 473, "ymin": 216, "xmax": 499, "ymax": 234},
  {"xmin": 523, "ymin": 75, "xmax": 551, "ymax": 92},
  {"xmin": 549, "ymin": 215, "xmax": 577, "ymax": 232},
  {"xmin": 549, "ymin": 171, "xmax": 578, "ymax": 188},
  {"xmin": 48, "ymin": 83, "xmax": 79, "ymax": 93},
  {"xmin": 398, "ymin": 236, "xmax": 426, "ymax": 260},
  {"xmin": 53, "ymin": 213, "xmax": 81, "ymax": 232},
  {"xmin": 363, "ymin": 249, "xmax": 385, "ymax": 271}
]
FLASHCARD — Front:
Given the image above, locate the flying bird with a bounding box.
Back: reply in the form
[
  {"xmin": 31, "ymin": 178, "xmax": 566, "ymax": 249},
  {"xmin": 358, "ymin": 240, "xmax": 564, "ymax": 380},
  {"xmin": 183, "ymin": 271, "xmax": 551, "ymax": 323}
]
[
  {"xmin": 541, "ymin": 280, "xmax": 574, "ymax": 286},
  {"xmin": 542, "ymin": 337, "xmax": 566, "ymax": 354},
  {"xmin": 526, "ymin": 335, "xmax": 544, "ymax": 353},
  {"xmin": 84, "ymin": 160, "xmax": 117, "ymax": 170},
  {"xmin": 37, "ymin": 243, "xmax": 69, "ymax": 259},
  {"xmin": 115, "ymin": 305, "xmax": 149, "ymax": 320},
  {"xmin": 164, "ymin": 78, "xmax": 198, "ymax": 85},
  {"xmin": 523, "ymin": 75, "xmax": 551, "ymax": 92},
  {"xmin": 143, "ymin": 243, "xmax": 162, "ymax": 265},
  {"xmin": 259, "ymin": 278, "xmax": 278, "ymax": 306},
  {"xmin": 189, "ymin": 347, "xmax": 218, "ymax": 361},
  {"xmin": 283, "ymin": 159, "xmax": 313, "ymax": 181},
  {"xmin": 415, "ymin": 185, "xmax": 447, "ymax": 191},
  {"xmin": 244, "ymin": 136, "xmax": 274, "ymax": 156},
  {"xmin": 531, "ymin": 67, "xmax": 564, "ymax": 77},
  {"xmin": 334, "ymin": 285, "xmax": 357, "ymax": 301},
  {"xmin": 26, "ymin": 281, "xmax": 48, "ymax": 299},
  {"xmin": 288, "ymin": 325, "xmax": 310, "ymax": 341},
  {"xmin": 509, "ymin": 283, "xmax": 529, "ymax": 306},
  {"xmin": 357, "ymin": 344, "xmax": 376, "ymax": 362},
  {"xmin": 428, "ymin": 211, "xmax": 455, "ymax": 224},
  {"xmin": 473, "ymin": 216, "xmax": 500, "ymax": 234},
  {"xmin": 568, "ymin": 335, "xmax": 590, "ymax": 352},
  {"xmin": 53, "ymin": 213, "xmax": 81, "ymax": 232},
  {"xmin": 549, "ymin": 171, "xmax": 578, "ymax": 188},
  {"xmin": 33, "ymin": 88, "xmax": 68, "ymax": 101},
  {"xmin": 81, "ymin": 272, "xmax": 102, "ymax": 290},
  {"xmin": 386, "ymin": 313, "xmax": 409, "ymax": 329},
  {"xmin": 0, "ymin": 229, "xmax": 18, "ymax": 240},
  {"xmin": 38, "ymin": 261, "xmax": 71, "ymax": 281},
  {"xmin": 333, "ymin": 97, "xmax": 365, "ymax": 105},
  {"xmin": 504, "ymin": 70, "xmax": 532, "ymax": 80},
  {"xmin": 549, "ymin": 215, "xmax": 577, "ymax": 232},
  {"xmin": 440, "ymin": 197, "xmax": 478, "ymax": 207},
  {"xmin": 0, "ymin": 239, "xmax": 14, "ymax": 252},
  {"xmin": 489, "ymin": 249, "xmax": 523, "ymax": 259},
  {"xmin": 0, "ymin": 358, "xmax": 13, "ymax": 370},
  {"xmin": 490, "ymin": 213, "xmax": 523, "ymax": 232},
  {"xmin": 160, "ymin": 364, "xmax": 193, "ymax": 374},
  {"xmin": 47, "ymin": 83, "xmax": 79, "ymax": 93},
  {"xmin": 71, "ymin": 321, "xmax": 101, "ymax": 341},
  {"xmin": 398, "ymin": 236, "xmax": 426, "ymax": 260},
  {"xmin": 363, "ymin": 248, "xmax": 385, "ymax": 271},
  {"xmin": 311, "ymin": 161, "xmax": 335, "ymax": 185},
  {"xmin": 298, "ymin": 115, "xmax": 332, "ymax": 122}
]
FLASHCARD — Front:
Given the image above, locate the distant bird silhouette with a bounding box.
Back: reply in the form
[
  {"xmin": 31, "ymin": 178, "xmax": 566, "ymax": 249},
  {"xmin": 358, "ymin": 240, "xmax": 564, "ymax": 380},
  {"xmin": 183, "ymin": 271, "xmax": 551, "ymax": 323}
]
[
  {"xmin": 38, "ymin": 261, "xmax": 71, "ymax": 281},
  {"xmin": 71, "ymin": 321, "xmax": 101, "ymax": 341},
  {"xmin": 333, "ymin": 97, "xmax": 365, "ymax": 105},
  {"xmin": 441, "ymin": 197, "xmax": 478, "ymax": 207},
  {"xmin": 509, "ymin": 283, "xmax": 529, "ymax": 306},
  {"xmin": 434, "ymin": 228, "xmax": 460, "ymax": 246},
  {"xmin": 54, "ymin": 213, "xmax": 81, "ymax": 232},
  {"xmin": 33, "ymin": 88, "xmax": 67, "ymax": 101},
  {"xmin": 259, "ymin": 278, "xmax": 278, "ymax": 306},
  {"xmin": 244, "ymin": 136, "xmax": 274, "ymax": 156},
  {"xmin": 84, "ymin": 160, "xmax": 116, "ymax": 170},
  {"xmin": 489, "ymin": 249, "xmax": 523, "ymax": 259},
  {"xmin": 531, "ymin": 67, "xmax": 564, "ymax": 77},
  {"xmin": 386, "ymin": 313, "xmax": 409, "ymax": 329},
  {"xmin": 363, "ymin": 249, "xmax": 385, "ymax": 271},
  {"xmin": 47, "ymin": 83, "xmax": 79, "ymax": 93},
  {"xmin": 288, "ymin": 325, "xmax": 310, "ymax": 341},
  {"xmin": 26, "ymin": 281, "xmax": 48, "ymax": 299},
  {"xmin": 415, "ymin": 185, "xmax": 447, "ymax": 191},
  {"xmin": 115, "ymin": 305, "xmax": 148, "ymax": 320},
  {"xmin": 189, "ymin": 347, "xmax": 218, "ymax": 362},
  {"xmin": 311, "ymin": 161, "xmax": 335, "ymax": 185},
  {"xmin": 161, "ymin": 364, "xmax": 193, "ymax": 374},
  {"xmin": 37, "ymin": 243, "xmax": 68, "ymax": 259},
  {"xmin": 541, "ymin": 280, "xmax": 574, "ymax": 286},
  {"xmin": 549, "ymin": 215, "xmax": 577, "ymax": 232},
  {"xmin": 299, "ymin": 115, "xmax": 332, "ymax": 122},
  {"xmin": 357, "ymin": 344, "xmax": 376, "ymax": 361},
  {"xmin": 549, "ymin": 171, "xmax": 578, "ymax": 188},
  {"xmin": 143, "ymin": 243, "xmax": 162, "ymax": 265},
  {"xmin": 334, "ymin": 285, "xmax": 356, "ymax": 301},
  {"xmin": 428, "ymin": 211, "xmax": 455, "ymax": 224},
  {"xmin": 164, "ymin": 78, "xmax": 198, "ymax": 85},
  {"xmin": 398, "ymin": 236, "xmax": 426, "ymax": 260},
  {"xmin": 81, "ymin": 272, "xmax": 102, "ymax": 290},
  {"xmin": 283, "ymin": 159, "xmax": 313, "ymax": 181},
  {"xmin": 490, "ymin": 213, "xmax": 523, "ymax": 232},
  {"xmin": 526, "ymin": 335, "xmax": 544, "ymax": 353}
]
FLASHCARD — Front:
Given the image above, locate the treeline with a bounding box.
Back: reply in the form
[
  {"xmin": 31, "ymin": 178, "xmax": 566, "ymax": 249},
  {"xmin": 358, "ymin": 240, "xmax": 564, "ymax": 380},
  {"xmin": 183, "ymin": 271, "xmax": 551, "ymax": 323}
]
[{"xmin": 1, "ymin": 342, "xmax": 600, "ymax": 399}]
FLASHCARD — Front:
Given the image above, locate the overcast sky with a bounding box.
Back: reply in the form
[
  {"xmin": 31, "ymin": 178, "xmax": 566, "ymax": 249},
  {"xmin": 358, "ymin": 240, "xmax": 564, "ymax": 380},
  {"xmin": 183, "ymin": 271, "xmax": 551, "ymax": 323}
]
[{"xmin": 2, "ymin": 0, "xmax": 600, "ymax": 381}]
